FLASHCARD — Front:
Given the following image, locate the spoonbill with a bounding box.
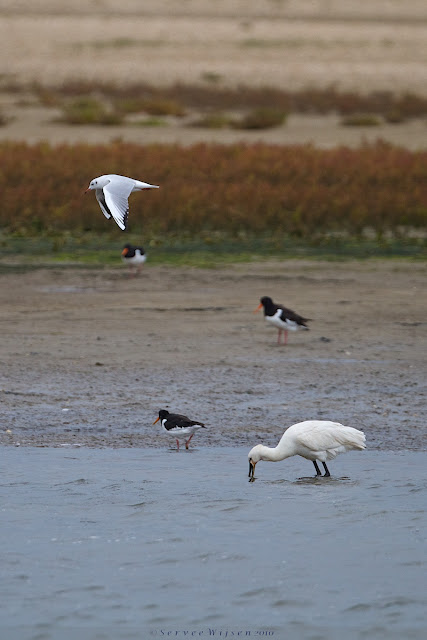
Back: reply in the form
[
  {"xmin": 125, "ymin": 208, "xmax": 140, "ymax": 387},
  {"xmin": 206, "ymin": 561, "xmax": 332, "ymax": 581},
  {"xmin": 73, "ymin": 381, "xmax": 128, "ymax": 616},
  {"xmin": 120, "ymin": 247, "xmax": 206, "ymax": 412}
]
[{"xmin": 248, "ymin": 420, "xmax": 366, "ymax": 481}]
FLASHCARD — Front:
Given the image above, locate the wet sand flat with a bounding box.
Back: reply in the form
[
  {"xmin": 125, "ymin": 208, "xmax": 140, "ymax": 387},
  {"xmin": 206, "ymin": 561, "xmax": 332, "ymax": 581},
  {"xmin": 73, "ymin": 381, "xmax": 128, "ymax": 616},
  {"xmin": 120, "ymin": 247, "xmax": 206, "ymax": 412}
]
[{"xmin": 0, "ymin": 260, "xmax": 426, "ymax": 450}]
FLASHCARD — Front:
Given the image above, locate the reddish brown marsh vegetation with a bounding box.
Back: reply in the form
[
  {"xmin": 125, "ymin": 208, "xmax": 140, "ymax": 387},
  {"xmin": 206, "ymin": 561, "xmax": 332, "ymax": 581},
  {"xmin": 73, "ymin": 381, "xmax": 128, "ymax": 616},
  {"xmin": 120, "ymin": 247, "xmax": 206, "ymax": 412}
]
[{"xmin": 0, "ymin": 141, "xmax": 425, "ymax": 238}]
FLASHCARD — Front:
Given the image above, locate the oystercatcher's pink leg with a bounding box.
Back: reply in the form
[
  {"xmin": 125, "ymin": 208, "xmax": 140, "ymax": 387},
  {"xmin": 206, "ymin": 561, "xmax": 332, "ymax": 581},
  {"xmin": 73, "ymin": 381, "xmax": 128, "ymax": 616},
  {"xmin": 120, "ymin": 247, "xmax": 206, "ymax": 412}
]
[
  {"xmin": 176, "ymin": 439, "xmax": 180, "ymax": 450},
  {"xmin": 277, "ymin": 330, "xmax": 282, "ymax": 345},
  {"xmin": 185, "ymin": 433, "xmax": 194, "ymax": 449},
  {"xmin": 284, "ymin": 330, "xmax": 288, "ymax": 345}
]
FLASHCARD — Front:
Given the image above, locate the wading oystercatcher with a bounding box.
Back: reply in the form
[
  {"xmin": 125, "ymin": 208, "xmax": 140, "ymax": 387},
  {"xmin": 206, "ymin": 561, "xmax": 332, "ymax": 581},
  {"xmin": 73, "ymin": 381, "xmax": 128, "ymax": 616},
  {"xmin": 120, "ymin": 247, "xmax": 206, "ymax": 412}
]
[{"xmin": 153, "ymin": 409, "xmax": 206, "ymax": 450}]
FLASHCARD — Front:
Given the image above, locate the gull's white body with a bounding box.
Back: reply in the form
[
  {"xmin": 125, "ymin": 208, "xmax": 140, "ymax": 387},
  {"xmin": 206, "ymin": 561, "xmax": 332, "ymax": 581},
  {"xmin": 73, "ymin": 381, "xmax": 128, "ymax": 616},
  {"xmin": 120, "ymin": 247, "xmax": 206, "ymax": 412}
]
[
  {"xmin": 248, "ymin": 420, "xmax": 366, "ymax": 479},
  {"xmin": 86, "ymin": 174, "xmax": 159, "ymax": 230}
]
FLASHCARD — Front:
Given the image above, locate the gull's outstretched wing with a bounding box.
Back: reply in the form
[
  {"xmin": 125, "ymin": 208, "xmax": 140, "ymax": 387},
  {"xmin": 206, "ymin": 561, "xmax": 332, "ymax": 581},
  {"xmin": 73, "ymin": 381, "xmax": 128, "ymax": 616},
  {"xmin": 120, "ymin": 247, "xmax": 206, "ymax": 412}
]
[
  {"xmin": 95, "ymin": 189, "xmax": 112, "ymax": 220},
  {"xmin": 103, "ymin": 179, "xmax": 135, "ymax": 230}
]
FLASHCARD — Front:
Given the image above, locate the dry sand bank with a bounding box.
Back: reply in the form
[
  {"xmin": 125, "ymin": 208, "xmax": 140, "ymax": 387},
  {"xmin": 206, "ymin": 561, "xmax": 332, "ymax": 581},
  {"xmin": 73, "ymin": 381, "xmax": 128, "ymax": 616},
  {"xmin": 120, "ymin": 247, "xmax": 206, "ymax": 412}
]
[
  {"xmin": 1, "ymin": 3, "xmax": 427, "ymax": 92},
  {"xmin": 1, "ymin": 1, "xmax": 427, "ymax": 147}
]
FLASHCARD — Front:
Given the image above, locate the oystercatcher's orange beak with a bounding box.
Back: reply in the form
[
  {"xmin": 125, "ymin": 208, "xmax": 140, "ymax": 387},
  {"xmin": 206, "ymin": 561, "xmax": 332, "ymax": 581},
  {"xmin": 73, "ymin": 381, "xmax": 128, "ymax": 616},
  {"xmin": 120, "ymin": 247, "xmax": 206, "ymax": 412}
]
[
  {"xmin": 253, "ymin": 303, "xmax": 263, "ymax": 313},
  {"xmin": 153, "ymin": 416, "xmax": 160, "ymax": 425},
  {"xmin": 121, "ymin": 248, "xmax": 129, "ymax": 256}
]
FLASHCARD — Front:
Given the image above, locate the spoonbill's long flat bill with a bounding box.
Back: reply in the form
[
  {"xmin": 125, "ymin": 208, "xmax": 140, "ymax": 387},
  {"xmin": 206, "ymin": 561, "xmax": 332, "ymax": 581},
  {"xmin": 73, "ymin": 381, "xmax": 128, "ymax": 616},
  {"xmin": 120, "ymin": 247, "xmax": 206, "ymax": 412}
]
[
  {"xmin": 248, "ymin": 420, "xmax": 366, "ymax": 481},
  {"xmin": 85, "ymin": 174, "xmax": 159, "ymax": 230}
]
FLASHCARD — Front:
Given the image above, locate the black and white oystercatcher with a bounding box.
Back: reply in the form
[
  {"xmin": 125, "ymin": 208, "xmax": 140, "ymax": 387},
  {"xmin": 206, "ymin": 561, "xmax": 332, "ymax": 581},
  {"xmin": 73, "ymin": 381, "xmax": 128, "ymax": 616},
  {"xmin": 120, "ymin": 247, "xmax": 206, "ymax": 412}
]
[
  {"xmin": 85, "ymin": 174, "xmax": 159, "ymax": 230},
  {"xmin": 255, "ymin": 296, "xmax": 311, "ymax": 345},
  {"xmin": 121, "ymin": 243, "xmax": 146, "ymax": 276},
  {"xmin": 153, "ymin": 410, "xmax": 206, "ymax": 450}
]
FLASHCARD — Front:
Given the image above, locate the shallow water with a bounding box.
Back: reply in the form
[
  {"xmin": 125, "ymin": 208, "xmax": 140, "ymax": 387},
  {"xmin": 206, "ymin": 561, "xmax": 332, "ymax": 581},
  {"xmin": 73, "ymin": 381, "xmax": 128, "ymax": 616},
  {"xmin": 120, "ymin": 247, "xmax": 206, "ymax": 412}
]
[{"xmin": 1, "ymin": 447, "xmax": 426, "ymax": 639}]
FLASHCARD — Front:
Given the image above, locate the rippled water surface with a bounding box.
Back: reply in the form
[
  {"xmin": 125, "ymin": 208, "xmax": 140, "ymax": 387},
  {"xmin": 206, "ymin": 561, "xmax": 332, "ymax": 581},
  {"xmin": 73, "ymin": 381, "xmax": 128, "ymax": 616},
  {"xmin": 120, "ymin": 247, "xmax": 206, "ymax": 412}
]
[{"xmin": 1, "ymin": 447, "xmax": 426, "ymax": 640}]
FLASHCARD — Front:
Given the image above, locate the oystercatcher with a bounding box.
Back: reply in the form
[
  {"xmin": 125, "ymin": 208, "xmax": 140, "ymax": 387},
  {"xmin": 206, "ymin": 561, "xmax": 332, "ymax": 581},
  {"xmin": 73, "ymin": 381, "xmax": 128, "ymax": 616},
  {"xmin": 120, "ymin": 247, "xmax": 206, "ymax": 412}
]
[
  {"xmin": 85, "ymin": 174, "xmax": 159, "ymax": 230},
  {"xmin": 255, "ymin": 296, "xmax": 311, "ymax": 345},
  {"xmin": 121, "ymin": 243, "xmax": 146, "ymax": 276},
  {"xmin": 153, "ymin": 410, "xmax": 206, "ymax": 450}
]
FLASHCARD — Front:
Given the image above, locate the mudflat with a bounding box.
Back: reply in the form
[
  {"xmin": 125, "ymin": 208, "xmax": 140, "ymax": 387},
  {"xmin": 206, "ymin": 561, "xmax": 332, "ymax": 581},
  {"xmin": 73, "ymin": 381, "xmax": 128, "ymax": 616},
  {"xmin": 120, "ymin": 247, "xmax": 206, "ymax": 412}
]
[{"xmin": 1, "ymin": 260, "xmax": 425, "ymax": 449}]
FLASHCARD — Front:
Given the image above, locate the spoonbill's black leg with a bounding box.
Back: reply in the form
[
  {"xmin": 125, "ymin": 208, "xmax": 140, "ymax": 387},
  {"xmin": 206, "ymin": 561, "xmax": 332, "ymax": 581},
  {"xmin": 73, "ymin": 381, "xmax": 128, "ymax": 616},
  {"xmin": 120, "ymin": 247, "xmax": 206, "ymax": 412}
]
[
  {"xmin": 322, "ymin": 462, "xmax": 330, "ymax": 477},
  {"xmin": 313, "ymin": 461, "xmax": 322, "ymax": 476}
]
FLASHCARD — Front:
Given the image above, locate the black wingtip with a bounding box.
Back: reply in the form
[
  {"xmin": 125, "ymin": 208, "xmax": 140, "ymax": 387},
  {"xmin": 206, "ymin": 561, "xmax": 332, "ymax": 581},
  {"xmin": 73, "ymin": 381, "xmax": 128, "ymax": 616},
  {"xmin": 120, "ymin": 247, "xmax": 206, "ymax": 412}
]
[{"xmin": 123, "ymin": 208, "xmax": 129, "ymax": 230}]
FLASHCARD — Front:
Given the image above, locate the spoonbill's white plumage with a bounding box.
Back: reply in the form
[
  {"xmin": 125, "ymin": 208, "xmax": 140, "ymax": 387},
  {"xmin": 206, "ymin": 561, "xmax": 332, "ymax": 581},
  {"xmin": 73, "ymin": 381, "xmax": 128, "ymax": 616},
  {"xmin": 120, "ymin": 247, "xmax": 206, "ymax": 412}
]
[
  {"xmin": 248, "ymin": 420, "xmax": 366, "ymax": 481},
  {"xmin": 85, "ymin": 174, "xmax": 159, "ymax": 230}
]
